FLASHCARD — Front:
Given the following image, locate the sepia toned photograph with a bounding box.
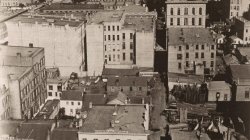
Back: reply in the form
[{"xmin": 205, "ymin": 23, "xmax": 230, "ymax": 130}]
[{"xmin": 0, "ymin": 0, "xmax": 250, "ymax": 139}]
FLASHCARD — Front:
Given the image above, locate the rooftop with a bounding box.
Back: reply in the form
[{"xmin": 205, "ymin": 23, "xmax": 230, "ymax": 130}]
[
  {"xmin": 0, "ymin": 45, "xmax": 43, "ymax": 58},
  {"xmin": 168, "ymin": 72, "xmax": 204, "ymax": 84},
  {"xmin": 61, "ymin": 90, "xmax": 83, "ymax": 101},
  {"xmin": 168, "ymin": 28, "xmax": 215, "ymax": 45},
  {"xmin": 82, "ymin": 94, "xmax": 108, "ymax": 111},
  {"xmin": 120, "ymin": 5, "xmax": 147, "ymax": 13},
  {"xmin": 208, "ymin": 81, "xmax": 231, "ymax": 91},
  {"xmin": 223, "ymin": 54, "xmax": 239, "ymax": 66},
  {"xmin": 35, "ymin": 99, "xmax": 60, "ymax": 119},
  {"xmin": 123, "ymin": 15, "xmax": 154, "ymax": 32},
  {"xmin": 102, "ymin": 68, "xmax": 139, "ymax": 77},
  {"xmin": 0, "ymin": 7, "xmax": 27, "ymax": 22},
  {"xmin": 108, "ymin": 92, "xmax": 151, "ymax": 104},
  {"xmin": 88, "ymin": 10, "xmax": 124, "ymax": 23},
  {"xmin": 51, "ymin": 128, "xmax": 78, "ymax": 140},
  {"xmin": 166, "ymin": 0, "xmax": 207, "ymax": 4},
  {"xmin": 229, "ymin": 64, "xmax": 250, "ymax": 83},
  {"xmin": 80, "ymin": 105, "xmax": 149, "ymax": 133},
  {"xmin": 236, "ymin": 16, "xmax": 250, "ymax": 24},
  {"xmin": 41, "ymin": 3, "xmax": 104, "ymax": 11},
  {"xmin": 238, "ymin": 47, "xmax": 250, "ymax": 60},
  {"xmin": 8, "ymin": 13, "xmax": 85, "ymax": 27},
  {"xmin": 0, "ymin": 120, "xmax": 22, "ymax": 136},
  {"xmin": 0, "ymin": 66, "xmax": 32, "ymax": 81},
  {"xmin": 107, "ymin": 76, "xmax": 148, "ymax": 87}
]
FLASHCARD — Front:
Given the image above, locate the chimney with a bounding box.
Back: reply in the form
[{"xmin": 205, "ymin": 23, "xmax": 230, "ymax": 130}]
[{"xmin": 89, "ymin": 102, "xmax": 92, "ymax": 109}]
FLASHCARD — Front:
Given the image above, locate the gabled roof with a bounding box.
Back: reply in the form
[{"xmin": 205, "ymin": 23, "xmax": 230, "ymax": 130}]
[
  {"xmin": 107, "ymin": 76, "xmax": 148, "ymax": 87},
  {"xmin": 208, "ymin": 81, "xmax": 230, "ymax": 91},
  {"xmin": 61, "ymin": 90, "xmax": 83, "ymax": 101},
  {"xmin": 229, "ymin": 64, "xmax": 250, "ymax": 84},
  {"xmin": 108, "ymin": 92, "xmax": 127, "ymax": 103},
  {"xmin": 82, "ymin": 94, "xmax": 108, "ymax": 111}
]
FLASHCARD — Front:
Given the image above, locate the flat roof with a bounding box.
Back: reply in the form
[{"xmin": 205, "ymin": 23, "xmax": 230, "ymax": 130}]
[
  {"xmin": 0, "ymin": 45, "xmax": 43, "ymax": 57},
  {"xmin": 123, "ymin": 15, "xmax": 154, "ymax": 32},
  {"xmin": 8, "ymin": 14, "xmax": 85, "ymax": 27},
  {"xmin": 107, "ymin": 76, "xmax": 148, "ymax": 87},
  {"xmin": 208, "ymin": 81, "xmax": 230, "ymax": 91},
  {"xmin": 35, "ymin": 99, "xmax": 60, "ymax": 119},
  {"xmin": 168, "ymin": 72, "xmax": 203, "ymax": 84},
  {"xmin": 102, "ymin": 68, "xmax": 139, "ymax": 76},
  {"xmin": 168, "ymin": 28, "xmax": 215, "ymax": 45},
  {"xmin": 51, "ymin": 128, "xmax": 78, "ymax": 140},
  {"xmin": 61, "ymin": 90, "xmax": 83, "ymax": 101},
  {"xmin": 166, "ymin": 0, "xmax": 207, "ymax": 4},
  {"xmin": 88, "ymin": 11, "xmax": 123, "ymax": 23},
  {"xmin": 41, "ymin": 3, "xmax": 104, "ymax": 11},
  {"xmin": 230, "ymin": 64, "xmax": 250, "ymax": 81},
  {"xmin": 80, "ymin": 105, "xmax": 148, "ymax": 133},
  {"xmin": 0, "ymin": 66, "xmax": 32, "ymax": 81}
]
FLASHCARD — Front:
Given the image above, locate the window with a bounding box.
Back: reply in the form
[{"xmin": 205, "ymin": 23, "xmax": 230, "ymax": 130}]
[
  {"xmin": 184, "ymin": 18, "xmax": 188, "ymax": 25},
  {"xmin": 108, "ymin": 35, "xmax": 110, "ymax": 41},
  {"xmin": 49, "ymin": 85, "xmax": 53, "ymax": 90},
  {"xmin": 104, "ymin": 45, "xmax": 107, "ymax": 51},
  {"xmin": 139, "ymin": 87, "xmax": 142, "ymax": 91},
  {"xmin": 201, "ymin": 45, "xmax": 204, "ymax": 50},
  {"xmin": 112, "ymin": 26, "xmax": 115, "ymax": 31},
  {"xmin": 113, "ymin": 54, "xmax": 115, "ymax": 61},
  {"xmin": 130, "ymin": 53, "xmax": 133, "ymax": 60},
  {"xmin": 196, "ymin": 45, "xmax": 199, "ymax": 50},
  {"xmin": 123, "ymin": 53, "xmax": 125, "ymax": 60},
  {"xmin": 245, "ymin": 91, "xmax": 250, "ymax": 99},
  {"xmin": 130, "ymin": 33, "xmax": 133, "ymax": 39},
  {"xmin": 170, "ymin": 8, "xmax": 173, "ymax": 15},
  {"xmin": 117, "ymin": 26, "xmax": 119, "ymax": 31},
  {"xmin": 104, "ymin": 35, "xmax": 106, "ymax": 41},
  {"xmin": 104, "ymin": 26, "xmax": 106, "ymax": 31},
  {"xmin": 170, "ymin": 18, "xmax": 173, "ymax": 26},
  {"xmin": 177, "ymin": 18, "xmax": 180, "ymax": 26},
  {"xmin": 130, "ymin": 42, "xmax": 133, "ymax": 49},
  {"xmin": 184, "ymin": 7, "xmax": 188, "ymax": 15},
  {"xmin": 224, "ymin": 94, "xmax": 228, "ymax": 101},
  {"xmin": 203, "ymin": 61, "xmax": 206, "ymax": 67},
  {"xmin": 192, "ymin": 18, "xmax": 195, "ymax": 25},
  {"xmin": 177, "ymin": 54, "xmax": 182, "ymax": 60},
  {"xmin": 117, "ymin": 35, "xmax": 119, "ymax": 40},
  {"xmin": 177, "ymin": 8, "xmax": 180, "ymax": 15},
  {"xmin": 186, "ymin": 45, "xmax": 189, "ymax": 50},
  {"xmin": 29, "ymin": 43, "xmax": 33, "ymax": 47},
  {"xmin": 199, "ymin": 18, "xmax": 202, "ymax": 25},
  {"xmin": 122, "ymin": 33, "xmax": 125, "ymax": 39},
  {"xmin": 199, "ymin": 8, "xmax": 202, "ymax": 15},
  {"xmin": 66, "ymin": 101, "xmax": 69, "ymax": 105},
  {"xmin": 55, "ymin": 92, "xmax": 57, "ymax": 97},
  {"xmin": 48, "ymin": 92, "xmax": 52, "ymax": 96},
  {"xmin": 192, "ymin": 8, "xmax": 195, "ymax": 15},
  {"xmin": 211, "ymin": 52, "xmax": 214, "ymax": 58},
  {"xmin": 108, "ymin": 26, "xmax": 110, "ymax": 31},
  {"xmin": 201, "ymin": 53, "xmax": 204, "ymax": 58},
  {"xmin": 186, "ymin": 61, "xmax": 189, "ymax": 67},
  {"xmin": 71, "ymin": 102, "xmax": 74, "ymax": 105},
  {"xmin": 93, "ymin": 138, "xmax": 98, "ymax": 140},
  {"xmin": 122, "ymin": 42, "xmax": 125, "ymax": 49},
  {"xmin": 178, "ymin": 63, "xmax": 182, "ymax": 69},
  {"xmin": 210, "ymin": 61, "xmax": 214, "ymax": 67},
  {"xmin": 78, "ymin": 102, "xmax": 81, "ymax": 105},
  {"xmin": 211, "ymin": 45, "xmax": 215, "ymax": 50},
  {"xmin": 186, "ymin": 53, "xmax": 189, "ymax": 58},
  {"xmin": 109, "ymin": 55, "xmax": 111, "ymax": 61},
  {"xmin": 178, "ymin": 46, "xmax": 182, "ymax": 51},
  {"xmin": 82, "ymin": 138, "xmax": 87, "ymax": 140},
  {"xmin": 246, "ymin": 29, "xmax": 248, "ymax": 33},
  {"xmin": 195, "ymin": 52, "xmax": 199, "ymax": 58},
  {"xmin": 113, "ymin": 35, "xmax": 115, "ymax": 41},
  {"xmin": 130, "ymin": 87, "xmax": 132, "ymax": 91}
]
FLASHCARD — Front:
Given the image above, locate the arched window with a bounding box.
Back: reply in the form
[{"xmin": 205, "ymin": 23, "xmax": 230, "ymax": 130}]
[{"xmin": 199, "ymin": 8, "xmax": 202, "ymax": 15}]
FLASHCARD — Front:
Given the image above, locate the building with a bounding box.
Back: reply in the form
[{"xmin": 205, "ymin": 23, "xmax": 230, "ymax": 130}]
[
  {"xmin": 0, "ymin": 85, "xmax": 11, "ymax": 120},
  {"xmin": 78, "ymin": 104, "xmax": 150, "ymax": 140},
  {"xmin": 86, "ymin": 5, "xmax": 157, "ymax": 76},
  {"xmin": 221, "ymin": 0, "xmax": 250, "ymax": 19},
  {"xmin": 165, "ymin": 0, "xmax": 207, "ymax": 28},
  {"xmin": 6, "ymin": 12, "xmax": 86, "ymax": 77},
  {"xmin": 229, "ymin": 35, "xmax": 244, "ymax": 45},
  {"xmin": 167, "ymin": 28, "xmax": 217, "ymax": 75},
  {"xmin": 228, "ymin": 64, "xmax": 250, "ymax": 101},
  {"xmin": 208, "ymin": 81, "xmax": 231, "ymax": 101},
  {"xmin": 60, "ymin": 90, "xmax": 83, "ymax": 116},
  {"xmin": 0, "ymin": 0, "xmax": 32, "ymax": 7},
  {"xmin": 234, "ymin": 17, "xmax": 250, "ymax": 44},
  {"xmin": 0, "ymin": 45, "xmax": 46, "ymax": 119},
  {"xmin": 106, "ymin": 76, "xmax": 149, "ymax": 96}
]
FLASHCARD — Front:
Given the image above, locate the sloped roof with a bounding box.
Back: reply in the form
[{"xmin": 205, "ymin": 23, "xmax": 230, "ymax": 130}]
[
  {"xmin": 108, "ymin": 92, "xmax": 127, "ymax": 103},
  {"xmin": 82, "ymin": 94, "xmax": 108, "ymax": 111},
  {"xmin": 61, "ymin": 90, "xmax": 83, "ymax": 101},
  {"xmin": 208, "ymin": 81, "xmax": 230, "ymax": 91},
  {"xmin": 51, "ymin": 128, "xmax": 78, "ymax": 140},
  {"xmin": 229, "ymin": 64, "xmax": 250, "ymax": 84},
  {"xmin": 107, "ymin": 76, "xmax": 148, "ymax": 87},
  {"xmin": 102, "ymin": 68, "xmax": 139, "ymax": 76}
]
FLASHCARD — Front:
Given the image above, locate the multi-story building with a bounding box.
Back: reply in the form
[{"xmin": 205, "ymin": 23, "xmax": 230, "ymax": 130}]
[
  {"xmin": 234, "ymin": 17, "xmax": 250, "ymax": 44},
  {"xmin": 6, "ymin": 13, "xmax": 86, "ymax": 77},
  {"xmin": 0, "ymin": 23, "xmax": 8, "ymax": 44},
  {"xmin": 0, "ymin": 45, "xmax": 46, "ymax": 119},
  {"xmin": 222, "ymin": 0, "xmax": 250, "ymax": 19},
  {"xmin": 165, "ymin": 0, "xmax": 207, "ymax": 28},
  {"xmin": 60, "ymin": 90, "xmax": 83, "ymax": 116},
  {"xmin": 0, "ymin": 85, "xmax": 11, "ymax": 120},
  {"xmin": 0, "ymin": 0, "xmax": 32, "ymax": 7},
  {"xmin": 86, "ymin": 5, "xmax": 157, "ymax": 76},
  {"xmin": 78, "ymin": 104, "xmax": 150, "ymax": 140},
  {"xmin": 167, "ymin": 28, "xmax": 217, "ymax": 75}
]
